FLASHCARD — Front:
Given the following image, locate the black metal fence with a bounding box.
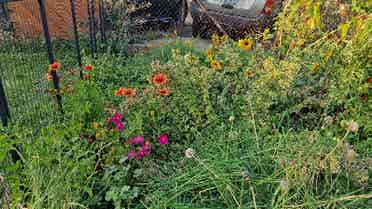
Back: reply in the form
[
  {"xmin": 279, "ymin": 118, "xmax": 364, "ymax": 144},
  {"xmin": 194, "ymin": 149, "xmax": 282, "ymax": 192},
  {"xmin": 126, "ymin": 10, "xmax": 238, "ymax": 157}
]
[{"xmin": 0, "ymin": 0, "xmax": 281, "ymax": 127}]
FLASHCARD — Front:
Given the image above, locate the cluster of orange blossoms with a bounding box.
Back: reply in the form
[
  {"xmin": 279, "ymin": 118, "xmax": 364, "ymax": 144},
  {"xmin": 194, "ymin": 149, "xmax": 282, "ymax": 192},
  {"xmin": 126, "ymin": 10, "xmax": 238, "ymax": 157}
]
[
  {"xmin": 152, "ymin": 73, "xmax": 171, "ymax": 96},
  {"xmin": 115, "ymin": 72, "xmax": 171, "ymax": 98},
  {"xmin": 115, "ymin": 87, "xmax": 136, "ymax": 97},
  {"xmin": 46, "ymin": 62, "xmax": 93, "ymax": 81},
  {"xmin": 46, "ymin": 61, "xmax": 61, "ymax": 81}
]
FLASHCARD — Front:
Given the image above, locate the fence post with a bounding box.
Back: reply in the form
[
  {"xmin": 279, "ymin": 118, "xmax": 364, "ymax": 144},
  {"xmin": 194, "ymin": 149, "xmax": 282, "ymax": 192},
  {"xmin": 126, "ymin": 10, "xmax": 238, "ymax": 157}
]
[
  {"xmin": 91, "ymin": 0, "xmax": 97, "ymax": 54},
  {"xmin": 37, "ymin": 0, "xmax": 63, "ymax": 113},
  {"xmin": 87, "ymin": 0, "xmax": 96, "ymax": 58},
  {"xmin": 98, "ymin": 0, "xmax": 106, "ymax": 45},
  {"xmin": 69, "ymin": 0, "xmax": 83, "ymax": 79},
  {"xmin": 0, "ymin": 77, "xmax": 10, "ymax": 127}
]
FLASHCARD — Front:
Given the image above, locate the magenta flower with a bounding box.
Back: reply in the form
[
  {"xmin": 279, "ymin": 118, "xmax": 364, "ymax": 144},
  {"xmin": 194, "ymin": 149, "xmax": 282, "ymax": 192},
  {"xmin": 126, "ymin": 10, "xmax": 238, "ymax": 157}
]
[
  {"xmin": 136, "ymin": 144, "xmax": 151, "ymax": 159},
  {"xmin": 110, "ymin": 113, "xmax": 122, "ymax": 123},
  {"xmin": 116, "ymin": 122, "xmax": 125, "ymax": 132},
  {"xmin": 158, "ymin": 133, "xmax": 169, "ymax": 145},
  {"xmin": 127, "ymin": 150, "xmax": 137, "ymax": 160},
  {"xmin": 127, "ymin": 135, "xmax": 145, "ymax": 145}
]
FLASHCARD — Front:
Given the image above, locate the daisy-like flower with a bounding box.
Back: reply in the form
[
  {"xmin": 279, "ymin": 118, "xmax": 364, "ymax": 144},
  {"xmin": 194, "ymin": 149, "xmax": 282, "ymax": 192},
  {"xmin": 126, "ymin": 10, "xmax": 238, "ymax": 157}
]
[
  {"xmin": 152, "ymin": 73, "xmax": 168, "ymax": 86},
  {"xmin": 210, "ymin": 60, "xmax": 222, "ymax": 70},
  {"xmin": 157, "ymin": 88, "xmax": 171, "ymax": 96},
  {"xmin": 115, "ymin": 88, "xmax": 124, "ymax": 96},
  {"xmin": 211, "ymin": 34, "xmax": 219, "ymax": 46},
  {"xmin": 205, "ymin": 48, "xmax": 213, "ymax": 61},
  {"xmin": 122, "ymin": 88, "xmax": 136, "ymax": 97},
  {"xmin": 238, "ymin": 38, "xmax": 254, "ymax": 50},
  {"xmin": 49, "ymin": 61, "xmax": 61, "ymax": 71},
  {"xmin": 158, "ymin": 134, "xmax": 169, "ymax": 145},
  {"xmin": 245, "ymin": 69, "xmax": 254, "ymax": 78},
  {"xmin": 84, "ymin": 64, "xmax": 94, "ymax": 71}
]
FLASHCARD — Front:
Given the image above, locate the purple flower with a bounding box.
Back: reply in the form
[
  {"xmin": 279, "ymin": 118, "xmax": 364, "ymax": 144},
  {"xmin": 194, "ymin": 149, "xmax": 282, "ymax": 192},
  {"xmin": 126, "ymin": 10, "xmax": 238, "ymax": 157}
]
[
  {"xmin": 158, "ymin": 133, "xmax": 169, "ymax": 145},
  {"xmin": 127, "ymin": 135, "xmax": 145, "ymax": 145}
]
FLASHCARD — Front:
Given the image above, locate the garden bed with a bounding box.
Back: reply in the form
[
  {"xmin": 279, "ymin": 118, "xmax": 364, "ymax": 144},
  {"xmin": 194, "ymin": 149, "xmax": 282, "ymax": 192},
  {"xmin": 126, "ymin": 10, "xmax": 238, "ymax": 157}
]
[{"xmin": 0, "ymin": 1, "xmax": 371, "ymax": 209}]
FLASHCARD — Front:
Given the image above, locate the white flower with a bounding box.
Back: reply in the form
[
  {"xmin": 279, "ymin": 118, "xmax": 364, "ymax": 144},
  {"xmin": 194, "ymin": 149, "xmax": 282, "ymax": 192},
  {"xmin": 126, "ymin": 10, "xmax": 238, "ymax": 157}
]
[
  {"xmin": 347, "ymin": 120, "xmax": 359, "ymax": 133},
  {"xmin": 185, "ymin": 148, "xmax": 195, "ymax": 158}
]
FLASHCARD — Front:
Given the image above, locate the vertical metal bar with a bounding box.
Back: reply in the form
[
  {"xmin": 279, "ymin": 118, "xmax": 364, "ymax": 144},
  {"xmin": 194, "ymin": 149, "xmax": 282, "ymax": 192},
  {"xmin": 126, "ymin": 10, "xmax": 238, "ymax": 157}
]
[
  {"xmin": 69, "ymin": 0, "xmax": 83, "ymax": 79},
  {"xmin": 37, "ymin": 0, "xmax": 63, "ymax": 113},
  {"xmin": 0, "ymin": 77, "xmax": 10, "ymax": 127},
  {"xmin": 98, "ymin": 0, "xmax": 106, "ymax": 45},
  {"xmin": 87, "ymin": 0, "xmax": 95, "ymax": 58},
  {"xmin": 91, "ymin": 0, "xmax": 97, "ymax": 54}
]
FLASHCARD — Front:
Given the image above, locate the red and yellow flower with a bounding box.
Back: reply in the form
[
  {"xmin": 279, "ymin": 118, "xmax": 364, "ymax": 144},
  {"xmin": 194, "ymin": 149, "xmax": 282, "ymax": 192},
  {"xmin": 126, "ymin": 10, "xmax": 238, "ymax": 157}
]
[
  {"xmin": 115, "ymin": 87, "xmax": 136, "ymax": 97},
  {"xmin": 152, "ymin": 73, "xmax": 168, "ymax": 86},
  {"xmin": 84, "ymin": 64, "xmax": 94, "ymax": 71},
  {"xmin": 48, "ymin": 61, "xmax": 61, "ymax": 72},
  {"xmin": 157, "ymin": 88, "xmax": 171, "ymax": 96}
]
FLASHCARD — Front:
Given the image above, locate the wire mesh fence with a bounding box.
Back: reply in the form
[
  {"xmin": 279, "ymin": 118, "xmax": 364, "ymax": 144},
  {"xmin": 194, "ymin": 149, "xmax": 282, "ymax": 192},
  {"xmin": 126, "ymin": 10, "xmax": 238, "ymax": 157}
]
[{"xmin": 0, "ymin": 0, "xmax": 283, "ymax": 127}]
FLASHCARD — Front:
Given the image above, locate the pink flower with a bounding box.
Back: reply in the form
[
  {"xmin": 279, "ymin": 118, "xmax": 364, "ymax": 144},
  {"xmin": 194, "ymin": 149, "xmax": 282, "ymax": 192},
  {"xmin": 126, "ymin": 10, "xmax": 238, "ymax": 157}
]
[
  {"xmin": 127, "ymin": 151, "xmax": 137, "ymax": 160},
  {"xmin": 127, "ymin": 135, "xmax": 145, "ymax": 145},
  {"xmin": 136, "ymin": 144, "xmax": 151, "ymax": 159},
  {"xmin": 110, "ymin": 113, "xmax": 122, "ymax": 123},
  {"xmin": 116, "ymin": 122, "xmax": 125, "ymax": 132},
  {"xmin": 158, "ymin": 133, "xmax": 169, "ymax": 145}
]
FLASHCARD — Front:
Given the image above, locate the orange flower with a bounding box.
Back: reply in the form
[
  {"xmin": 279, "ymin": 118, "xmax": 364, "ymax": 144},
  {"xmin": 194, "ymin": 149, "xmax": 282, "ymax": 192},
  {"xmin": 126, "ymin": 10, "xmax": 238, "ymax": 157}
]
[
  {"xmin": 122, "ymin": 88, "xmax": 136, "ymax": 97},
  {"xmin": 115, "ymin": 88, "xmax": 124, "ymax": 96},
  {"xmin": 49, "ymin": 61, "xmax": 61, "ymax": 71},
  {"xmin": 152, "ymin": 73, "xmax": 168, "ymax": 86},
  {"xmin": 83, "ymin": 74, "xmax": 90, "ymax": 80},
  {"xmin": 157, "ymin": 88, "xmax": 171, "ymax": 96},
  {"xmin": 84, "ymin": 64, "xmax": 94, "ymax": 71},
  {"xmin": 46, "ymin": 73, "xmax": 53, "ymax": 81},
  {"xmin": 115, "ymin": 87, "xmax": 136, "ymax": 97}
]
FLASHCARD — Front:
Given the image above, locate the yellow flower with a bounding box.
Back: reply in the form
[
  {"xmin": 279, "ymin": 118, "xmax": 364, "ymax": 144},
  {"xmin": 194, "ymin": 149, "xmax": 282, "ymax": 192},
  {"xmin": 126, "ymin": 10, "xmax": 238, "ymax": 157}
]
[
  {"xmin": 210, "ymin": 60, "xmax": 222, "ymax": 70},
  {"xmin": 220, "ymin": 35, "xmax": 229, "ymax": 44},
  {"xmin": 211, "ymin": 34, "xmax": 220, "ymax": 46},
  {"xmin": 205, "ymin": 48, "xmax": 213, "ymax": 60},
  {"xmin": 238, "ymin": 38, "xmax": 254, "ymax": 50},
  {"xmin": 92, "ymin": 122, "xmax": 100, "ymax": 130},
  {"xmin": 245, "ymin": 69, "xmax": 254, "ymax": 78}
]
